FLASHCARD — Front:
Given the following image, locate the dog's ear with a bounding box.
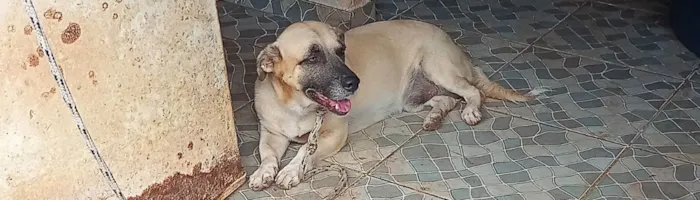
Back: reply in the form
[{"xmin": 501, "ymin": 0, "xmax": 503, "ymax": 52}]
[
  {"xmin": 256, "ymin": 43, "xmax": 281, "ymax": 81},
  {"xmin": 331, "ymin": 26, "xmax": 346, "ymax": 42}
]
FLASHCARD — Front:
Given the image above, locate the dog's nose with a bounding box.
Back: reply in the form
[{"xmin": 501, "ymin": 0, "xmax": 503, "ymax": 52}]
[{"xmin": 341, "ymin": 74, "xmax": 360, "ymax": 92}]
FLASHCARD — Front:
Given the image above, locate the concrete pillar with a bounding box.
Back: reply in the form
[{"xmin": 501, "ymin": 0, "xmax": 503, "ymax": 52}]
[{"xmin": 1, "ymin": 0, "xmax": 245, "ymax": 199}]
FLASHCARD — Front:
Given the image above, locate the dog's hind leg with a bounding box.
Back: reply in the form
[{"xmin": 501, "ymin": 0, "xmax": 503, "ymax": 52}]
[
  {"xmin": 422, "ymin": 96, "xmax": 458, "ymax": 131},
  {"xmin": 440, "ymin": 79, "xmax": 483, "ymax": 125},
  {"xmin": 402, "ymin": 69, "xmax": 460, "ymax": 130},
  {"xmin": 421, "ymin": 56, "xmax": 485, "ymax": 125}
]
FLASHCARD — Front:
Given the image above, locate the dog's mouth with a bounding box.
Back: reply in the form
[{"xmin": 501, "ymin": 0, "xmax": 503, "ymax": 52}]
[{"xmin": 306, "ymin": 89, "xmax": 351, "ymax": 116}]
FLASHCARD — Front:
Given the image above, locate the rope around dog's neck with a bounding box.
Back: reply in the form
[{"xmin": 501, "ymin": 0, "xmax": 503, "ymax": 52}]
[{"xmin": 298, "ymin": 109, "xmax": 348, "ymax": 200}]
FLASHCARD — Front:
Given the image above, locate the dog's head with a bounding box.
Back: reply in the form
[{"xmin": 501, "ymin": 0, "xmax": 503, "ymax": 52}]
[{"xmin": 256, "ymin": 21, "xmax": 359, "ymax": 116}]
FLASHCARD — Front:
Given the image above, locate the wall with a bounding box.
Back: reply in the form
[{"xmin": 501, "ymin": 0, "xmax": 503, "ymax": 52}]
[{"xmin": 0, "ymin": 0, "xmax": 245, "ymax": 199}]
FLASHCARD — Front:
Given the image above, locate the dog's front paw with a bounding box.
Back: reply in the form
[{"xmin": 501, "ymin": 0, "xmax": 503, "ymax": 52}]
[
  {"xmin": 462, "ymin": 107, "xmax": 482, "ymax": 125},
  {"xmin": 249, "ymin": 164, "xmax": 277, "ymax": 191},
  {"xmin": 275, "ymin": 163, "xmax": 303, "ymax": 190}
]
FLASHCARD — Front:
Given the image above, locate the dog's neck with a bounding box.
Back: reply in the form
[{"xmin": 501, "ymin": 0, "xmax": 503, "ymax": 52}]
[{"xmin": 264, "ymin": 77, "xmax": 318, "ymax": 116}]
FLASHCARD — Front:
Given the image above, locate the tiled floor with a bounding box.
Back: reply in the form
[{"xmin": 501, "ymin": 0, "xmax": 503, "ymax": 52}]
[{"xmin": 219, "ymin": 0, "xmax": 700, "ymax": 199}]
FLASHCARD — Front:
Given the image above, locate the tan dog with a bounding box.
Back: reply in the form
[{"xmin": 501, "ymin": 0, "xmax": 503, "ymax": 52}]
[{"xmin": 249, "ymin": 20, "xmax": 544, "ymax": 190}]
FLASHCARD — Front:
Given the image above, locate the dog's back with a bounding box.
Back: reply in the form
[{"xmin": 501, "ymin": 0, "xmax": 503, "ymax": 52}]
[
  {"xmin": 343, "ymin": 20, "xmax": 429, "ymax": 132},
  {"xmin": 342, "ymin": 20, "xmax": 451, "ymax": 132},
  {"xmin": 344, "ymin": 20, "xmax": 541, "ymax": 132}
]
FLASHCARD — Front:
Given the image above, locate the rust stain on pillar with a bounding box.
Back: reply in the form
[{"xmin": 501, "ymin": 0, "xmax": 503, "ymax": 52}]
[
  {"xmin": 61, "ymin": 23, "xmax": 81, "ymax": 44},
  {"xmin": 128, "ymin": 156, "xmax": 245, "ymax": 200}
]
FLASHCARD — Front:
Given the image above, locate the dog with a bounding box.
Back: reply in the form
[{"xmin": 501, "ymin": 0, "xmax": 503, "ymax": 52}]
[{"xmin": 248, "ymin": 20, "xmax": 544, "ymax": 190}]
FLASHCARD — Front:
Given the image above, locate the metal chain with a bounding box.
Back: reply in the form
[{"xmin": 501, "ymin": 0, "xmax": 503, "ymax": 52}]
[{"xmin": 299, "ymin": 109, "xmax": 348, "ymax": 200}]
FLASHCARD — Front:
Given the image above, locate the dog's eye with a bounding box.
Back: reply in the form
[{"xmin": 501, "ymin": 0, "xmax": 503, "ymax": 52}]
[
  {"xmin": 307, "ymin": 56, "xmax": 318, "ymax": 62},
  {"xmin": 299, "ymin": 56, "xmax": 318, "ymax": 65}
]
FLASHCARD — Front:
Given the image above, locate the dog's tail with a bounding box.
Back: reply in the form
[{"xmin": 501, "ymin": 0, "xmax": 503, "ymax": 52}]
[{"xmin": 473, "ymin": 69, "xmax": 550, "ymax": 103}]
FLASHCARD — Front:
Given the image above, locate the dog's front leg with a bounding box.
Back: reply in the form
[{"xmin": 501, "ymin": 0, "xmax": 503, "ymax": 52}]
[
  {"xmin": 275, "ymin": 117, "xmax": 348, "ymax": 189},
  {"xmin": 249, "ymin": 127, "xmax": 290, "ymax": 191}
]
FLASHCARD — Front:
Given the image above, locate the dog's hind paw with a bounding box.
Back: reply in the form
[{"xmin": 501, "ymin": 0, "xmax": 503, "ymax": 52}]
[
  {"xmin": 249, "ymin": 164, "xmax": 277, "ymax": 191},
  {"xmin": 462, "ymin": 107, "xmax": 482, "ymax": 125},
  {"xmin": 422, "ymin": 112, "xmax": 443, "ymax": 131},
  {"xmin": 276, "ymin": 163, "xmax": 303, "ymax": 190}
]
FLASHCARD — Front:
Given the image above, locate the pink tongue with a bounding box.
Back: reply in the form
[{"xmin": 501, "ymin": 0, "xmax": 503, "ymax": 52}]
[{"xmin": 336, "ymin": 99, "xmax": 351, "ymax": 113}]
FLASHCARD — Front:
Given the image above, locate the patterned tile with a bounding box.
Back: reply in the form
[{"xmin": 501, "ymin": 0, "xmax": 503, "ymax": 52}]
[
  {"xmin": 692, "ymin": 66, "xmax": 700, "ymax": 83},
  {"xmin": 371, "ymin": 109, "xmax": 625, "ymax": 199},
  {"xmin": 487, "ymin": 47, "xmax": 682, "ymax": 144},
  {"xmin": 234, "ymin": 0, "xmax": 321, "ymax": 22},
  {"xmin": 338, "ymin": 176, "xmax": 446, "ymax": 199},
  {"xmin": 312, "ymin": 1, "xmax": 378, "ymax": 30},
  {"xmin": 633, "ymin": 71, "xmax": 700, "ymax": 164},
  {"xmin": 583, "ymin": 147, "xmax": 700, "ymax": 200},
  {"xmin": 393, "ymin": 0, "xmax": 582, "ymax": 44},
  {"xmin": 224, "ymin": 40, "xmax": 255, "ymax": 110},
  {"xmin": 233, "ymin": 101, "xmax": 258, "ymax": 132},
  {"xmin": 593, "ymin": 0, "xmax": 670, "ymax": 14},
  {"xmin": 325, "ymin": 116, "xmax": 419, "ymax": 173},
  {"xmin": 375, "ymin": 0, "xmax": 422, "ymax": 20},
  {"xmin": 535, "ymin": 2, "xmax": 699, "ymax": 79},
  {"xmin": 453, "ymin": 31, "xmax": 529, "ymax": 74},
  {"xmin": 218, "ymin": 4, "xmax": 292, "ymax": 48},
  {"xmin": 232, "ymin": 0, "xmax": 375, "ymax": 29}
]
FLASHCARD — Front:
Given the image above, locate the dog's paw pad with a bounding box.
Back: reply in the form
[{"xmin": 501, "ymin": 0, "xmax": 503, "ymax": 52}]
[
  {"xmin": 462, "ymin": 107, "xmax": 482, "ymax": 126},
  {"xmin": 275, "ymin": 164, "xmax": 302, "ymax": 190},
  {"xmin": 249, "ymin": 165, "xmax": 277, "ymax": 191},
  {"xmin": 422, "ymin": 112, "xmax": 443, "ymax": 131}
]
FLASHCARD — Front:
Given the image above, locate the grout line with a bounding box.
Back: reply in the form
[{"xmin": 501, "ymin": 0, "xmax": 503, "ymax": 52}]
[
  {"xmin": 388, "ymin": 0, "xmax": 424, "ymax": 21},
  {"xmin": 485, "ymin": 45, "xmax": 532, "ymax": 78},
  {"xmin": 630, "ymin": 144, "xmax": 700, "ymax": 166},
  {"xmin": 233, "ymin": 100, "xmax": 253, "ymax": 112},
  {"xmin": 22, "ymin": 0, "xmax": 125, "ymax": 199},
  {"xmin": 627, "ymin": 67, "xmax": 699, "ymax": 146},
  {"xmin": 370, "ymin": 175, "xmax": 450, "ymax": 200},
  {"xmin": 578, "ymin": 145, "xmax": 630, "ymax": 199},
  {"xmin": 364, "ymin": 127, "xmax": 424, "ymax": 175},
  {"xmin": 590, "ymin": 0, "xmax": 665, "ymax": 14}
]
